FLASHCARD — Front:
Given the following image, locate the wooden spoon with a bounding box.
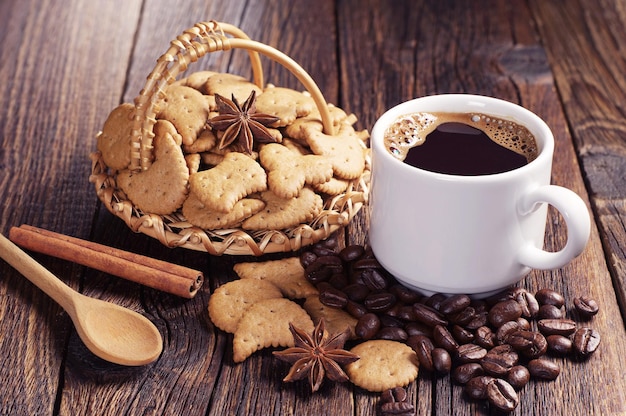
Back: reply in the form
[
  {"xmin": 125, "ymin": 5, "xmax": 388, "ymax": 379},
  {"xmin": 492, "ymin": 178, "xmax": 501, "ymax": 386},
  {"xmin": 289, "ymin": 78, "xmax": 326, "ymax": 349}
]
[{"xmin": 0, "ymin": 232, "xmax": 163, "ymax": 366}]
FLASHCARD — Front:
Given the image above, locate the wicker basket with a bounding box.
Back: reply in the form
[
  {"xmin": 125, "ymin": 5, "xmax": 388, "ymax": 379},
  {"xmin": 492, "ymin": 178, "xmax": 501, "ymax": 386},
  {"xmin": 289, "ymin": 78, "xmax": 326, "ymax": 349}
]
[{"xmin": 90, "ymin": 21, "xmax": 370, "ymax": 256}]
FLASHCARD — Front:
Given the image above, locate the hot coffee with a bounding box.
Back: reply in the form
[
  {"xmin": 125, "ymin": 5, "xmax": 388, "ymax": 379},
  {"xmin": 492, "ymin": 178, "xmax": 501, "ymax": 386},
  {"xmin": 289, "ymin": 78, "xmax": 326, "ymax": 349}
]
[{"xmin": 383, "ymin": 112, "xmax": 539, "ymax": 175}]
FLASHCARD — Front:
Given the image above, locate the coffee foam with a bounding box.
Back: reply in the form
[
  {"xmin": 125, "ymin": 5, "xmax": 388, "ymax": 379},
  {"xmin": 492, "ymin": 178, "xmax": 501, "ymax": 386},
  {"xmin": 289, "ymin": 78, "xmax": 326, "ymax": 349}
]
[{"xmin": 383, "ymin": 112, "xmax": 539, "ymax": 163}]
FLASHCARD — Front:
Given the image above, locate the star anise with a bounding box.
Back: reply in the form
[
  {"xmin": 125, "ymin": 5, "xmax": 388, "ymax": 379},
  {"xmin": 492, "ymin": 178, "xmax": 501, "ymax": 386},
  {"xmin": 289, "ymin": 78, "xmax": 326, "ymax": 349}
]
[
  {"xmin": 273, "ymin": 318, "xmax": 359, "ymax": 392},
  {"xmin": 207, "ymin": 90, "xmax": 279, "ymax": 154}
]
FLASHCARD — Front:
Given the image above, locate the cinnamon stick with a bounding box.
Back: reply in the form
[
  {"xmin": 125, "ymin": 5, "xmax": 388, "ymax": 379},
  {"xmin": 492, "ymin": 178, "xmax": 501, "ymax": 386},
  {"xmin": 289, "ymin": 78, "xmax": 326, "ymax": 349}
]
[{"xmin": 9, "ymin": 225, "xmax": 203, "ymax": 298}]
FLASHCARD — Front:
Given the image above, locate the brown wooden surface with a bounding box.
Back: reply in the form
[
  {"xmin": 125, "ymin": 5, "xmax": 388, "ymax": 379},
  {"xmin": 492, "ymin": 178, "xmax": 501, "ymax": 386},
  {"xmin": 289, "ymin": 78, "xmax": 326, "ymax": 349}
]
[{"xmin": 1, "ymin": 0, "xmax": 625, "ymax": 414}]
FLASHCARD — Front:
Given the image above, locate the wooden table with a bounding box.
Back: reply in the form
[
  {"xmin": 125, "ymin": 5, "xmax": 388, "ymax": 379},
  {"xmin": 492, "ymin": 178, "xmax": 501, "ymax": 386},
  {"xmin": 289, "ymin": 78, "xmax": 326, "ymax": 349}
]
[{"xmin": 1, "ymin": 0, "xmax": 625, "ymax": 414}]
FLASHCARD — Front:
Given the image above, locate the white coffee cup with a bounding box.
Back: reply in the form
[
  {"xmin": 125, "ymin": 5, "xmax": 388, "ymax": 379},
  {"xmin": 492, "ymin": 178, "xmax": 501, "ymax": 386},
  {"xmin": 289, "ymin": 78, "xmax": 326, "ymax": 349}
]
[{"xmin": 368, "ymin": 94, "xmax": 590, "ymax": 297}]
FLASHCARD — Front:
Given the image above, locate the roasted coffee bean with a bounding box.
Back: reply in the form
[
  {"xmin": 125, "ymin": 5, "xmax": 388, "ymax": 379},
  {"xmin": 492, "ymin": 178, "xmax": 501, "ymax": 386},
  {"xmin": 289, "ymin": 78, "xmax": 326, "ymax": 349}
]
[
  {"xmin": 452, "ymin": 325, "xmax": 475, "ymax": 344},
  {"xmin": 319, "ymin": 285, "xmax": 348, "ymax": 308},
  {"xmin": 432, "ymin": 324, "xmax": 459, "ymax": 353},
  {"xmin": 453, "ymin": 363, "xmax": 484, "ymax": 384},
  {"xmin": 315, "ymin": 233, "xmax": 338, "ymax": 250},
  {"xmin": 305, "ymin": 266, "xmax": 332, "ymax": 284},
  {"xmin": 380, "ymin": 401, "xmax": 415, "ymax": 416},
  {"xmin": 397, "ymin": 305, "xmax": 419, "ymax": 322},
  {"xmin": 514, "ymin": 289, "xmax": 540, "ymax": 319},
  {"xmin": 352, "ymin": 258, "xmax": 382, "ymax": 270},
  {"xmin": 546, "ymin": 334, "xmax": 573, "ymax": 355},
  {"xmin": 465, "ymin": 376, "xmax": 494, "ymax": 400},
  {"xmin": 485, "ymin": 288, "xmax": 516, "ymax": 305},
  {"xmin": 486, "ymin": 378, "xmax": 519, "ymax": 412},
  {"xmin": 389, "ymin": 284, "xmax": 422, "ymax": 304},
  {"xmin": 447, "ymin": 306, "xmax": 476, "ymax": 326},
  {"xmin": 361, "ymin": 268, "xmax": 389, "ymax": 290},
  {"xmin": 380, "ymin": 314, "xmax": 404, "ymax": 328},
  {"xmin": 432, "ymin": 348, "xmax": 452, "ymax": 373},
  {"xmin": 412, "ymin": 303, "xmax": 448, "ymax": 327},
  {"xmin": 535, "ymin": 288, "xmax": 565, "ymax": 308},
  {"xmin": 364, "ymin": 292, "xmax": 396, "ymax": 312},
  {"xmin": 381, "ymin": 386, "xmax": 408, "ymax": 403},
  {"xmin": 312, "ymin": 246, "xmax": 337, "ymax": 257},
  {"xmin": 440, "ymin": 294, "xmax": 471, "ymax": 315},
  {"xmin": 528, "ymin": 358, "xmax": 560, "ymax": 380},
  {"xmin": 573, "ymin": 296, "xmax": 599, "ymax": 319},
  {"xmin": 573, "ymin": 327, "xmax": 601, "ymax": 357},
  {"xmin": 407, "ymin": 335, "xmax": 435, "ymax": 371},
  {"xmin": 475, "ymin": 326, "xmax": 496, "ymax": 349},
  {"xmin": 384, "ymin": 303, "xmax": 402, "ymax": 318},
  {"xmin": 356, "ymin": 313, "xmax": 381, "ymax": 340},
  {"xmin": 424, "ymin": 293, "xmax": 447, "ymax": 310},
  {"xmin": 496, "ymin": 321, "xmax": 522, "ymax": 345},
  {"xmin": 507, "ymin": 330, "xmax": 547, "ymax": 358},
  {"xmin": 506, "ymin": 365, "xmax": 531, "ymax": 390},
  {"xmin": 404, "ymin": 322, "xmax": 432, "ymax": 338},
  {"xmin": 378, "ymin": 326, "xmax": 409, "ymax": 342},
  {"xmin": 299, "ymin": 251, "xmax": 318, "ymax": 268},
  {"xmin": 339, "ymin": 244, "xmax": 365, "ymax": 263},
  {"xmin": 343, "ymin": 283, "xmax": 370, "ymax": 302},
  {"xmin": 488, "ymin": 299, "xmax": 523, "ymax": 327},
  {"xmin": 481, "ymin": 345, "xmax": 518, "ymax": 377},
  {"xmin": 464, "ymin": 311, "xmax": 488, "ymax": 330},
  {"xmin": 537, "ymin": 304, "xmax": 564, "ymax": 319},
  {"xmin": 456, "ymin": 343, "xmax": 487, "ymax": 363},
  {"xmin": 471, "ymin": 299, "xmax": 489, "ymax": 314},
  {"xmin": 537, "ymin": 318, "xmax": 577, "ymax": 336},
  {"xmin": 345, "ymin": 300, "xmax": 367, "ymax": 318}
]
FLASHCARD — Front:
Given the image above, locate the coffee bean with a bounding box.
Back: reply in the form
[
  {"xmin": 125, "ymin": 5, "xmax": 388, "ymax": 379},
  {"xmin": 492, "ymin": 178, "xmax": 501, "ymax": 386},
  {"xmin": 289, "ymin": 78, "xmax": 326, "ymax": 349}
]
[
  {"xmin": 488, "ymin": 300, "xmax": 523, "ymax": 327},
  {"xmin": 432, "ymin": 324, "xmax": 459, "ymax": 353},
  {"xmin": 364, "ymin": 292, "xmax": 396, "ymax": 312},
  {"xmin": 343, "ymin": 283, "xmax": 370, "ymax": 302},
  {"xmin": 319, "ymin": 285, "xmax": 348, "ymax": 308},
  {"xmin": 390, "ymin": 284, "xmax": 421, "ymax": 304},
  {"xmin": 412, "ymin": 303, "xmax": 448, "ymax": 327},
  {"xmin": 496, "ymin": 321, "xmax": 521, "ymax": 345},
  {"xmin": 381, "ymin": 386, "xmax": 408, "ymax": 404},
  {"xmin": 481, "ymin": 345, "xmax": 518, "ymax": 377},
  {"xmin": 432, "ymin": 348, "xmax": 452, "ymax": 373},
  {"xmin": 486, "ymin": 378, "xmax": 519, "ymax": 412},
  {"xmin": 312, "ymin": 246, "xmax": 337, "ymax": 257},
  {"xmin": 516, "ymin": 317, "xmax": 531, "ymax": 330},
  {"xmin": 456, "ymin": 343, "xmax": 487, "ymax": 364},
  {"xmin": 299, "ymin": 251, "xmax": 318, "ymax": 268},
  {"xmin": 528, "ymin": 358, "xmax": 560, "ymax": 380},
  {"xmin": 339, "ymin": 244, "xmax": 365, "ymax": 263},
  {"xmin": 380, "ymin": 314, "xmax": 404, "ymax": 328},
  {"xmin": 378, "ymin": 327, "xmax": 408, "ymax": 342},
  {"xmin": 506, "ymin": 365, "xmax": 530, "ymax": 390},
  {"xmin": 407, "ymin": 335, "xmax": 435, "ymax": 371},
  {"xmin": 361, "ymin": 268, "xmax": 389, "ymax": 291},
  {"xmin": 404, "ymin": 322, "xmax": 432, "ymax": 338},
  {"xmin": 475, "ymin": 326, "xmax": 496, "ymax": 349},
  {"xmin": 352, "ymin": 258, "xmax": 382, "ymax": 270},
  {"xmin": 514, "ymin": 289, "xmax": 540, "ymax": 319},
  {"xmin": 356, "ymin": 313, "xmax": 381, "ymax": 340},
  {"xmin": 424, "ymin": 293, "xmax": 447, "ymax": 310},
  {"xmin": 380, "ymin": 401, "xmax": 414, "ymax": 415},
  {"xmin": 537, "ymin": 318, "xmax": 577, "ymax": 336},
  {"xmin": 464, "ymin": 311, "xmax": 488, "ymax": 330},
  {"xmin": 573, "ymin": 296, "xmax": 599, "ymax": 319},
  {"xmin": 546, "ymin": 334, "xmax": 573, "ymax": 355},
  {"xmin": 573, "ymin": 327, "xmax": 601, "ymax": 357},
  {"xmin": 440, "ymin": 294, "xmax": 471, "ymax": 315},
  {"xmin": 346, "ymin": 300, "xmax": 367, "ymax": 318},
  {"xmin": 447, "ymin": 306, "xmax": 476, "ymax": 326},
  {"xmin": 452, "ymin": 325, "xmax": 475, "ymax": 344},
  {"xmin": 465, "ymin": 376, "xmax": 494, "ymax": 400},
  {"xmin": 397, "ymin": 305, "xmax": 419, "ymax": 322},
  {"xmin": 535, "ymin": 289, "xmax": 565, "ymax": 308},
  {"xmin": 328, "ymin": 273, "xmax": 349, "ymax": 290},
  {"xmin": 453, "ymin": 363, "xmax": 484, "ymax": 384},
  {"xmin": 507, "ymin": 330, "xmax": 547, "ymax": 358},
  {"xmin": 537, "ymin": 304, "xmax": 564, "ymax": 320}
]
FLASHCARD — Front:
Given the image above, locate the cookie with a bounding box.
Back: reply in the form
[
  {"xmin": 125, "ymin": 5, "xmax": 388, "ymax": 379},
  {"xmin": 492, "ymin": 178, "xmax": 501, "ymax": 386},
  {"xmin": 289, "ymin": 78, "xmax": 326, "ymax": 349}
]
[
  {"xmin": 232, "ymin": 298, "xmax": 314, "ymax": 362},
  {"xmin": 182, "ymin": 192, "xmax": 265, "ymax": 230},
  {"xmin": 259, "ymin": 143, "xmax": 333, "ymax": 198},
  {"xmin": 207, "ymin": 279, "xmax": 283, "ymax": 334},
  {"xmin": 313, "ymin": 176, "xmax": 350, "ymax": 195},
  {"xmin": 254, "ymin": 86, "xmax": 315, "ymax": 127},
  {"xmin": 204, "ymin": 73, "xmax": 263, "ymax": 104},
  {"xmin": 116, "ymin": 130, "xmax": 189, "ymax": 215},
  {"xmin": 154, "ymin": 119, "xmax": 183, "ymax": 146},
  {"xmin": 158, "ymin": 85, "xmax": 210, "ymax": 145},
  {"xmin": 303, "ymin": 295, "xmax": 358, "ymax": 339},
  {"xmin": 345, "ymin": 340, "xmax": 419, "ymax": 392},
  {"xmin": 183, "ymin": 129, "xmax": 217, "ymax": 153},
  {"xmin": 97, "ymin": 103, "xmax": 135, "ymax": 171},
  {"xmin": 233, "ymin": 257, "xmax": 318, "ymax": 299},
  {"xmin": 242, "ymin": 187, "xmax": 323, "ymax": 230},
  {"xmin": 189, "ymin": 152, "xmax": 267, "ymax": 213},
  {"xmin": 182, "ymin": 70, "xmax": 218, "ymax": 92}
]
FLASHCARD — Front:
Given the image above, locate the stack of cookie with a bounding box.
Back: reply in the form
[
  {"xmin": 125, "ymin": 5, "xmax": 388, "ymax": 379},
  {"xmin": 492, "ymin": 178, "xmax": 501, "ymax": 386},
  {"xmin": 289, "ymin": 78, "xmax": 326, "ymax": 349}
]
[{"xmin": 93, "ymin": 71, "xmax": 369, "ymax": 254}]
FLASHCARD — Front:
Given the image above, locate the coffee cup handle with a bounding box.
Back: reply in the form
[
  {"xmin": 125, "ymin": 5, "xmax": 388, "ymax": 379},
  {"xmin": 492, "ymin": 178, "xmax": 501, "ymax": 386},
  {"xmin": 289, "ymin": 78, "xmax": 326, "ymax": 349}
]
[{"xmin": 517, "ymin": 185, "xmax": 591, "ymax": 270}]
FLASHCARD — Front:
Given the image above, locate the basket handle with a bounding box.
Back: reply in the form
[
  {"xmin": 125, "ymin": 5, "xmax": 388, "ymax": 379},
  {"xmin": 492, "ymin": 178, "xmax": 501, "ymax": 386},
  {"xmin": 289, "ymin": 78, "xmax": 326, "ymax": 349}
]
[{"xmin": 130, "ymin": 21, "xmax": 335, "ymax": 171}]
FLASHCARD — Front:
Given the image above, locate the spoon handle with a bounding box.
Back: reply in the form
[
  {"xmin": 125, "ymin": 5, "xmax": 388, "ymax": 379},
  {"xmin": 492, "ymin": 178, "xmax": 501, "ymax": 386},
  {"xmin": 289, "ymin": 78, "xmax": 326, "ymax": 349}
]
[{"xmin": 0, "ymin": 232, "xmax": 76, "ymax": 313}]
